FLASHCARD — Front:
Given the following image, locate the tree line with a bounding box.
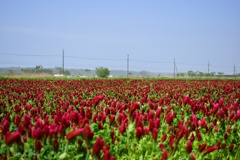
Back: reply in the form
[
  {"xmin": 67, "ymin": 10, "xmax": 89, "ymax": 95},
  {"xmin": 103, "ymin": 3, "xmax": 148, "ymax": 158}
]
[{"xmin": 21, "ymin": 65, "xmax": 70, "ymax": 76}]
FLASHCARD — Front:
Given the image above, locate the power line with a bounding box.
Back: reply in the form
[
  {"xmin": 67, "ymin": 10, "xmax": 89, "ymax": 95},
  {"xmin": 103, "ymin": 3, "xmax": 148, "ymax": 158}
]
[
  {"xmin": 208, "ymin": 61, "xmax": 210, "ymax": 74},
  {"xmin": 174, "ymin": 58, "xmax": 175, "ymax": 77},
  {"xmin": 127, "ymin": 54, "xmax": 129, "ymax": 77},
  {"xmin": 177, "ymin": 62, "xmax": 207, "ymax": 67},
  {"xmin": 62, "ymin": 49, "xmax": 64, "ymax": 75},
  {"xmin": 173, "ymin": 58, "xmax": 179, "ymax": 77},
  {"xmin": 234, "ymin": 63, "xmax": 237, "ymax": 78},
  {"xmin": 65, "ymin": 56, "xmax": 125, "ymax": 61},
  {"xmin": 0, "ymin": 52, "xmax": 59, "ymax": 57},
  {"xmin": 211, "ymin": 65, "xmax": 232, "ymax": 68},
  {"xmin": 0, "ymin": 52, "xmax": 125, "ymax": 61},
  {"xmin": 130, "ymin": 59, "xmax": 172, "ymax": 64},
  {"xmin": 177, "ymin": 62, "xmax": 233, "ymax": 68},
  {"xmin": 1, "ymin": 52, "xmax": 239, "ymax": 70}
]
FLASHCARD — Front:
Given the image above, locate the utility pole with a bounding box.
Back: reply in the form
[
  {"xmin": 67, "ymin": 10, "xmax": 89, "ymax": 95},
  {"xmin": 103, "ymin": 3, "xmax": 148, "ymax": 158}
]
[
  {"xmin": 127, "ymin": 54, "xmax": 129, "ymax": 77},
  {"xmin": 174, "ymin": 58, "xmax": 175, "ymax": 77},
  {"xmin": 234, "ymin": 63, "xmax": 236, "ymax": 78},
  {"xmin": 175, "ymin": 63, "xmax": 178, "ymax": 76},
  {"xmin": 62, "ymin": 49, "xmax": 64, "ymax": 75},
  {"xmin": 208, "ymin": 61, "xmax": 210, "ymax": 74}
]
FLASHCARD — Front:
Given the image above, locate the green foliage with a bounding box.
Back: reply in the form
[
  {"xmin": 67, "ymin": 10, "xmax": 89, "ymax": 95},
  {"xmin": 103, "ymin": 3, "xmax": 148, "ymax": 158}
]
[
  {"xmin": 55, "ymin": 66, "xmax": 70, "ymax": 76},
  {"xmin": 187, "ymin": 70, "xmax": 195, "ymax": 77},
  {"xmin": 187, "ymin": 70, "xmax": 219, "ymax": 77},
  {"xmin": 177, "ymin": 72, "xmax": 185, "ymax": 77},
  {"xmin": 95, "ymin": 67, "xmax": 110, "ymax": 78},
  {"xmin": 21, "ymin": 66, "xmax": 53, "ymax": 75},
  {"xmin": 63, "ymin": 70, "xmax": 71, "ymax": 76}
]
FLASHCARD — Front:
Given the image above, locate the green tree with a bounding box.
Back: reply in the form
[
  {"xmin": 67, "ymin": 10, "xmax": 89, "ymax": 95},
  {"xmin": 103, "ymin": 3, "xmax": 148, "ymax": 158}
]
[
  {"xmin": 64, "ymin": 70, "xmax": 71, "ymax": 76},
  {"xmin": 218, "ymin": 72, "xmax": 224, "ymax": 76},
  {"xmin": 35, "ymin": 65, "xmax": 43, "ymax": 73},
  {"xmin": 187, "ymin": 70, "xmax": 195, "ymax": 77},
  {"xmin": 205, "ymin": 73, "xmax": 211, "ymax": 77},
  {"xmin": 21, "ymin": 68, "xmax": 31, "ymax": 74},
  {"xmin": 85, "ymin": 69, "xmax": 91, "ymax": 76},
  {"xmin": 195, "ymin": 71, "xmax": 204, "ymax": 77},
  {"xmin": 199, "ymin": 72, "xmax": 204, "ymax": 77},
  {"xmin": 55, "ymin": 66, "xmax": 63, "ymax": 74},
  {"xmin": 35, "ymin": 65, "xmax": 43, "ymax": 69},
  {"xmin": 140, "ymin": 70, "xmax": 149, "ymax": 77},
  {"xmin": 95, "ymin": 67, "xmax": 110, "ymax": 78},
  {"xmin": 177, "ymin": 72, "xmax": 185, "ymax": 77},
  {"xmin": 55, "ymin": 66, "xmax": 70, "ymax": 76},
  {"xmin": 210, "ymin": 72, "xmax": 216, "ymax": 77}
]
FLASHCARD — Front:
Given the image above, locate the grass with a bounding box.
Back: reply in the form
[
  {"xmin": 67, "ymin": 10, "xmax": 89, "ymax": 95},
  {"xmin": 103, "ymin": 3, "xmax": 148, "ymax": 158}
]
[
  {"xmin": 0, "ymin": 73, "xmax": 54, "ymax": 79},
  {"xmin": 0, "ymin": 73, "xmax": 240, "ymax": 80}
]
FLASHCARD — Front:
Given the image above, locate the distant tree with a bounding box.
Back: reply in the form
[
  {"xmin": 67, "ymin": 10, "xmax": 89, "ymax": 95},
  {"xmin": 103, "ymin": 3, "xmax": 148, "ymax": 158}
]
[
  {"xmin": 210, "ymin": 72, "xmax": 216, "ymax": 77},
  {"xmin": 77, "ymin": 73, "xmax": 83, "ymax": 77},
  {"xmin": 195, "ymin": 71, "xmax": 204, "ymax": 77},
  {"xmin": 55, "ymin": 66, "xmax": 63, "ymax": 74},
  {"xmin": 41, "ymin": 69, "xmax": 53, "ymax": 75},
  {"xmin": 205, "ymin": 73, "xmax": 211, "ymax": 77},
  {"xmin": 177, "ymin": 72, "xmax": 185, "ymax": 77},
  {"xmin": 85, "ymin": 69, "xmax": 91, "ymax": 76},
  {"xmin": 187, "ymin": 70, "xmax": 195, "ymax": 77},
  {"xmin": 140, "ymin": 70, "xmax": 149, "ymax": 77},
  {"xmin": 35, "ymin": 65, "xmax": 43, "ymax": 69},
  {"xmin": 21, "ymin": 68, "xmax": 31, "ymax": 74},
  {"xmin": 54, "ymin": 66, "xmax": 70, "ymax": 76},
  {"xmin": 34, "ymin": 65, "xmax": 43, "ymax": 73},
  {"xmin": 64, "ymin": 70, "xmax": 71, "ymax": 76},
  {"xmin": 218, "ymin": 72, "xmax": 224, "ymax": 76},
  {"xmin": 33, "ymin": 66, "xmax": 53, "ymax": 75},
  {"xmin": 200, "ymin": 72, "xmax": 204, "ymax": 77},
  {"xmin": 95, "ymin": 67, "xmax": 110, "ymax": 78},
  {"xmin": 8, "ymin": 70, "xmax": 14, "ymax": 75}
]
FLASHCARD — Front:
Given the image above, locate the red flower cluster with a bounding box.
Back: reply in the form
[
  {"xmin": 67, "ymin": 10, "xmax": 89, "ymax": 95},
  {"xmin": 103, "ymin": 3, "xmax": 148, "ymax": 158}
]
[
  {"xmin": 5, "ymin": 131, "xmax": 20, "ymax": 145},
  {"xmin": 92, "ymin": 136, "xmax": 104, "ymax": 158},
  {"xmin": 66, "ymin": 128, "xmax": 84, "ymax": 141},
  {"xmin": 0, "ymin": 79, "xmax": 239, "ymax": 159}
]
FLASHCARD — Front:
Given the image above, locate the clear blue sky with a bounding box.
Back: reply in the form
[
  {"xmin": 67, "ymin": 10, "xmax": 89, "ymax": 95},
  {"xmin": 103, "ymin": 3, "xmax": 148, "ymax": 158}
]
[{"xmin": 0, "ymin": 0, "xmax": 240, "ymax": 74}]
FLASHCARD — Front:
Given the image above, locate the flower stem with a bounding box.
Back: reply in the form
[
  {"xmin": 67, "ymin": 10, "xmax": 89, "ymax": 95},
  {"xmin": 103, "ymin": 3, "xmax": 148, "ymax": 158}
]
[
  {"xmin": 151, "ymin": 142, "xmax": 154, "ymax": 157},
  {"xmin": 64, "ymin": 139, "xmax": 69, "ymax": 153},
  {"xmin": 85, "ymin": 148, "xmax": 90, "ymax": 160},
  {"xmin": 7, "ymin": 146, "xmax": 10, "ymax": 159}
]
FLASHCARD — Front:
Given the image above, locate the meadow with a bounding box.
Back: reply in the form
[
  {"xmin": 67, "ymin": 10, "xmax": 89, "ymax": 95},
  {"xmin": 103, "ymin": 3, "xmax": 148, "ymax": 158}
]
[{"xmin": 0, "ymin": 78, "xmax": 240, "ymax": 159}]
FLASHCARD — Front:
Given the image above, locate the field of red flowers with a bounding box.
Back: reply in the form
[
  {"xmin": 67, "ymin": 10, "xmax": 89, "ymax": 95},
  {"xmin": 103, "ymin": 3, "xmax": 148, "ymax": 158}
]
[{"xmin": 0, "ymin": 78, "xmax": 240, "ymax": 160}]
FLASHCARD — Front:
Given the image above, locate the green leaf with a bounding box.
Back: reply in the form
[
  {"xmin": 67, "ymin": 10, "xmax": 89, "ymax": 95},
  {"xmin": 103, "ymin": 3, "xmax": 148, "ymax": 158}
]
[
  {"xmin": 90, "ymin": 123, "xmax": 99, "ymax": 132},
  {"xmin": 127, "ymin": 123, "xmax": 135, "ymax": 134},
  {"xmin": 40, "ymin": 145, "xmax": 54, "ymax": 156},
  {"xmin": 26, "ymin": 137, "xmax": 35, "ymax": 145},
  {"xmin": 74, "ymin": 153, "xmax": 84, "ymax": 159},
  {"xmin": 24, "ymin": 143, "xmax": 30, "ymax": 153},
  {"xmin": 59, "ymin": 152, "xmax": 69, "ymax": 160},
  {"xmin": 9, "ymin": 157, "xmax": 21, "ymax": 160}
]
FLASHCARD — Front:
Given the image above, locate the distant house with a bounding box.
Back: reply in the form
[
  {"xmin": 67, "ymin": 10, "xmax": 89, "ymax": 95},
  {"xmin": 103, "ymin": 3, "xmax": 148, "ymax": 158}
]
[{"xmin": 54, "ymin": 74, "xmax": 64, "ymax": 77}]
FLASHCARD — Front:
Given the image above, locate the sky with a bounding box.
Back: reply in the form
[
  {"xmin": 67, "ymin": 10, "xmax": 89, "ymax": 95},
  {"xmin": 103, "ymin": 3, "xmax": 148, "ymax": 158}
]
[{"xmin": 0, "ymin": 0, "xmax": 240, "ymax": 74}]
